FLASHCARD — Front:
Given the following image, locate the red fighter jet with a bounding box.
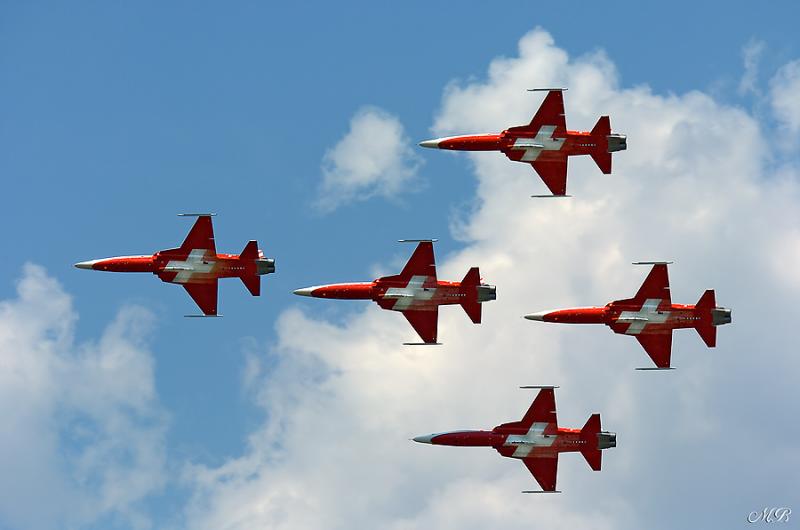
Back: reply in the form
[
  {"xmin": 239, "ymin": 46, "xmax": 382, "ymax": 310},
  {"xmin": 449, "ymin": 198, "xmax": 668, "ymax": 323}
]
[
  {"xmin": 525, "ymin": 262, "xmax": 732, "ymax": 369},
  {"xmin": 419, "ymin": 88, "xmax": 627, "ymax": 196},
  {"xmin": 413, "ymin": 386, "xmax": 616, "ymax": 493},
  {"xmin": 293, "ymin": 240, "xmax": 496, "ymax": 344},
  {"xmin": 75, "ymin": 214, "xmax": 275, "ymax": 316}
]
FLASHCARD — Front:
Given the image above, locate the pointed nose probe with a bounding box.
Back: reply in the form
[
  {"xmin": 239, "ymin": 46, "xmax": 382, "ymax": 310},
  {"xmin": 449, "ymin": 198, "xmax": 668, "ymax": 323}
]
[{"xmin": 74, "ymin": 260, "xmax": 97, "ymax": 270}]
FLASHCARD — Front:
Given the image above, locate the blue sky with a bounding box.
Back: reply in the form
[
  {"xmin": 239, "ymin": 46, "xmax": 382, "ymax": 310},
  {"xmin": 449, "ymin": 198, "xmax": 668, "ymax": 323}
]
[{"xmin": 1, "ymin": 2, "xmax": 799, "ymax": 529}]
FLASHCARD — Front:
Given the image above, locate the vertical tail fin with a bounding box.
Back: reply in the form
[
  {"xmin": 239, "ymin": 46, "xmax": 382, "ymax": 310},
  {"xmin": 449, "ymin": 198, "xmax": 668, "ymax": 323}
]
[
  {"xmin": 589, "ymin": 116, "xmax": 612, "ymax": 174},
  {"xmin": 579, "ymin": 414, "xmax": 602, "ymax": 471},
  {"xmin": 460, "ymin": 267, "xmax": 482, "ymax": 324},
  {"xmin": 695, "ymin": 289, "xmax": 717, "ymax": 347}
]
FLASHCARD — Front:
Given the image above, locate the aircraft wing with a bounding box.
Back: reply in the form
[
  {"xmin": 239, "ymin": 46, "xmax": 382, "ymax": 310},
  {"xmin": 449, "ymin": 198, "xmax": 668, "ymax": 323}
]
[
  {"xmin": 528, "ymin": 90, "xmax": 566, "ymax": 133},
  {"xmin": 182, "ymin": 280, "xmax": 218, "ymax": 316},
  {"xmin": 497, "ymin": 387, "xmax": 558, "ymax": 432},
  {"xmin": 635, "ymin": 331, "xmax": 673, "ymax": 368},
  {"xmin": 520, "ymin": 387, "xmax": 558, "ymax": 428},
  {"xmin": 531, "ymin": 158, "xmax": 568, "ymax": 196},
  {"xmin": 398, "ymin": 241, "xmax": 437, "ymax": 282},
  {"xmin": 523, "ymin": 454, "xmax": 559, "ymax": 492},
  {"xmin": 179, "ymin": 215, "xmax": 216, "ymax": 254},
  {"xmin": 402, "ymin": 308, "xmax": 438, "ymax": 344},
  {"xmin": 633, "ymin": 264, "xmax": 671, "ymax": 305}
]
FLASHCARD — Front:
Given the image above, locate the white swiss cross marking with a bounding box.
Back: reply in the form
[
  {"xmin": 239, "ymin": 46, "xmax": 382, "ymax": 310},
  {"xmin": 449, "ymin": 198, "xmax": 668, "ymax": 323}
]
[
  {"xmin": 383, "ymin": 275, "xmax": 436, "ymax": 311},
  {"xmin": 512, "ymin": 126, "xmax": 565, "ymax": 161},
  {"xmin": 617, "ymin": 298, "xmax": 670, "ymax": 335},
  {"xmin": 165, "ymin": 249, "xmax": 215, "ymax": 283},
  {"xmin": 503, "ymin": 422, "xmax": 556, "ymax": 458}
]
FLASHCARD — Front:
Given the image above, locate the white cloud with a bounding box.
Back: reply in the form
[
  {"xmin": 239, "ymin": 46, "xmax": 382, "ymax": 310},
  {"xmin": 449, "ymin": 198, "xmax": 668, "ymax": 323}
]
[
  {"xmin": 739, "ymin": 39, "xmax": 765, "ymax": 95},
  {"xmin": 184, "ymin": 29, "xmax": 800, "ymax": 530},
  {"xmin": 770, "ymin": 58, "xmax": 800, "ymax": 137},
  {"xmin": 0, "ymin": 264, "xmax": 167, "ymax": 530},
  {"xmin": 314, "ymin": 107, "xmax": 422, "ymax": 212}
]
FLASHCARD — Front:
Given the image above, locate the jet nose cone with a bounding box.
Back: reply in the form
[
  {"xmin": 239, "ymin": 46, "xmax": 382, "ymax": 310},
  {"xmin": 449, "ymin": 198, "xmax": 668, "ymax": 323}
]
[
  {"xmin": 418, "ymin": 139, "xmax": 440, "ymax": 149},
  {"xmin": 74, "ymin": 260, "xmax": 96, "ymax": 270},
  {"xmin": 412, "ymin": 434, "xmax": 435, "ymax": 444},
  {"xmin": 293, "ymin": 287, "xmax": 316, "ymax": 297},
  {"xmin": 524, "ymin": 311, "xmax": 550, "ymax": 321}
]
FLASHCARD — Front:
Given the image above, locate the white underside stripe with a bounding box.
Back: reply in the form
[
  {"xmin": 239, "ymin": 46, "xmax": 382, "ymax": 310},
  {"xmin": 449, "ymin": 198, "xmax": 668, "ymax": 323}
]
[
  {"xmin": 504, "ymin": 422, "xmax": 556, "ymax": 458},
  {"xmin": 166, "ymin": 249, "xmax": 215, "ymax": 283},
  {"xmin": 617, "ymin": 298, "xmax": 670, "ymax": 335},
  {"xmin": 512, "ymin": 125, "xmax": 565, "ymax": 161}
]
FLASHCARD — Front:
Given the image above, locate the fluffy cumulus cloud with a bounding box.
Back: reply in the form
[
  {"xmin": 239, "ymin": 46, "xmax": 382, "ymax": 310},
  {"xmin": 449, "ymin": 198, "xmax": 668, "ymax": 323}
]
[
  {"xmin": 0, "ymin": 265, "xmax": 167, "ymax": 530},
  {"xmin": 770, "ymin": 58, "xmax": 800, "ymax": 138},
  {"xmin": 314, "ymin": 107, "xmax": 422, "ymax": 212},
  {"xmin": 739, "ymin": 39, "xmax": 765, "ymax": 95},
  {"xmin": 184, "ymin": 30, "xmax": 800, "ymax": 529}
]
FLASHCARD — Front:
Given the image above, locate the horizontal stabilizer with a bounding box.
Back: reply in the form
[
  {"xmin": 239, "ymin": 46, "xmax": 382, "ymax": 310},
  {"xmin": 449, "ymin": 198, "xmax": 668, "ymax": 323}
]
[
  {"xmin": 240, "ymin": 240, "xmax": 260, "ymax": 260},
  {"xmin": 695, "ymin": 289, "xmax": 718, "ymax": 347},
  {"xmin": 696, "ymin": 289, "xmax": 716, "ymax": 310},
  {"xmin": 580, "ymin": 414, "xmax": 602, "ymax": 471},
  {"xmin": 241, "ymin": 275, "xmax": 260, "ymax": 296},
  {"xmin": 590, "ymin": 115, "xmax": 610, "ymax": 137},
  {"xmin": 460, "ymin": 267, "xmax": 482, "ymax": 324},
  {"xmin": 590, "ymin": 117, "xmax": 612, "ymax": 173},
  {"xmin": 590, "ymin": 151, "xmax": 612, "ymax": 174}
]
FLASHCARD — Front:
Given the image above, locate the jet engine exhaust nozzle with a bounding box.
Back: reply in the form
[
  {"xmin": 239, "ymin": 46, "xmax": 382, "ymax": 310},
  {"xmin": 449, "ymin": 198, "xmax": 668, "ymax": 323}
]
[
  {"xmin": 607, "ymin": 134, "xmax": 627, "ymax": 153},
  {"xmin": 597, "ymin": 431, "xmax": 617, "ymax": 449},
  {"xmin": 477, "ymin": 284, "xmax": 497, "ymax": 303},
  {"xmin": 711, "ymin": 307, "xmax": 732, "ymax": 326},
  {"xmin": 256, "ymin": 258, "xmax": 276, "ymax": 275}
]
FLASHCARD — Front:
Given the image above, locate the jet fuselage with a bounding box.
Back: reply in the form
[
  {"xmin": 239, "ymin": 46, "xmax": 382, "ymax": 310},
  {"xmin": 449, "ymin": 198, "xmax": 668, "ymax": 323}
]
[
  {"xmin": 293, "ymin": 241, "xmax": 495, "ymax": 344},
  {"xmin": 75, "ymin": 215, "xmax": 275, "ymax": 315},
  {"xmin": 412, "ymin": 388, "xmax": 616, "ymax": 492},
  {"xmin": 76, "ymin": 252, "xmax": 274, "ymax": 284},
  {"xmin": 421, "ymin": 127, "xmax": 623, "ymax": 165},
  {"xmin": 418, "ymin": 90, "xmax": 626, "ymax": 196},
  {"xmin": 414, "ymin": 426, "xmax": 598, "ymax": 459},
  {"xmin": 294, "ymin": 278, "xmax": 487, "ymax": 312},
  {"xmin": 526, "ymin": 301, "xmax": 714, "ymax": 335},
  {"xmin": 524, "ymin": 263, "xmax": 732, "ymax": 368}
]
